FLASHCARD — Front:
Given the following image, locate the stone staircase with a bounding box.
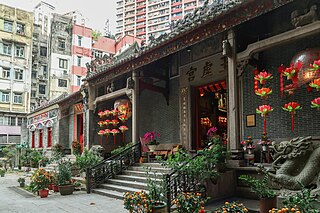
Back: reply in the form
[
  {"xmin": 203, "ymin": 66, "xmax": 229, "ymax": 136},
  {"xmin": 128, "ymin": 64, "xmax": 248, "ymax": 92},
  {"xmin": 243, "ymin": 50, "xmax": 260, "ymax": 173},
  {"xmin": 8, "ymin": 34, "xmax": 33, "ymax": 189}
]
[{"xmin": 92, "ymin": 163, "xmax": 171, "ymax": 199}]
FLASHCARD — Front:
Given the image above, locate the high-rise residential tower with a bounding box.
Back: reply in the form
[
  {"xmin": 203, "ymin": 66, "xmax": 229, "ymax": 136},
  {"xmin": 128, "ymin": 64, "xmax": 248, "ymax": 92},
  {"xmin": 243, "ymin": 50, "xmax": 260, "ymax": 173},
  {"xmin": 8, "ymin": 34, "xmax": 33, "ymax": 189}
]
[{"xmin": 115, "ymin": 0, "xmax": 210, "ymax": 42}]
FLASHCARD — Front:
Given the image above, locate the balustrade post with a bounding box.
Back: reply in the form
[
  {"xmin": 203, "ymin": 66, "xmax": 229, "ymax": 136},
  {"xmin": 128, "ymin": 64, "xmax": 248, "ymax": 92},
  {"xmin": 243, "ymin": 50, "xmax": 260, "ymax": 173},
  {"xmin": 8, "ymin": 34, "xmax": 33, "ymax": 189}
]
[
  {"xmin": 166, "ymin": 174, "xmax": 171, "ymax": 213},
  {"xmin": 86, "ymin": 167, "xmax": 91, "ymax": 194}
]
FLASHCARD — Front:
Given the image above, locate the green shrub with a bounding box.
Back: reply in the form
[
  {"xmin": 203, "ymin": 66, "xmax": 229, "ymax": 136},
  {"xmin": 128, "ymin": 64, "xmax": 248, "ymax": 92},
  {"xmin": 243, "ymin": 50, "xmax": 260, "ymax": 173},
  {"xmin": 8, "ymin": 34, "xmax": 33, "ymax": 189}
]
[
  {"xmin": 111, "ymin": 142, "xmax": 133, "ymax": 156},
  {"xmin": 239, "ymin": 174, "xmax": 276, "ymax": 199},
  {"xmin": 75, "ymin": 148, "xmax": 103, "ymax": 172}
]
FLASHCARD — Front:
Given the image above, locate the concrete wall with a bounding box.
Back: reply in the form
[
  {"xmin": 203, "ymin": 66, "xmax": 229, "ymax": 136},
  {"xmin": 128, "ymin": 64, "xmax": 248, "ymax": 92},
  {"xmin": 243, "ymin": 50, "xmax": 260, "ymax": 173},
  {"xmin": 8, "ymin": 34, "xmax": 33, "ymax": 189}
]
[{"xmin": 242, "ymin": 33, "xmax": 320, "ymax": 141}]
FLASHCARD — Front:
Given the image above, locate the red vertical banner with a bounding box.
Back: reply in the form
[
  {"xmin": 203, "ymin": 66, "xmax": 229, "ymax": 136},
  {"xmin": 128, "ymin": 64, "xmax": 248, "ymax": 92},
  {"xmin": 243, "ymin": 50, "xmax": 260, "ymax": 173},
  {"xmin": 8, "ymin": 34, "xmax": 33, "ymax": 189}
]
[
  {"xmin": 31, "ymin": 132, "xmax": 35, "ymax": 148},
  {"xmin": 39, "ymin": 130, "xmax": 43, "ymax": 148}
]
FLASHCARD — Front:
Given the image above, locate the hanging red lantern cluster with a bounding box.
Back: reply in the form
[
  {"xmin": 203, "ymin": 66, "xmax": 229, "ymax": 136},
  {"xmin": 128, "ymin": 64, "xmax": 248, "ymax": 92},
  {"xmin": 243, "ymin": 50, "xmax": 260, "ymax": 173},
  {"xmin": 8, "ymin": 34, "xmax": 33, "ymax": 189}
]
[
  {"xmin": 254, "ymin": 69, "xmax": 273, "ymax": 133},
  {"xmin": 96, "ymin": 99, "xmax": 132, "ymax": 146}
]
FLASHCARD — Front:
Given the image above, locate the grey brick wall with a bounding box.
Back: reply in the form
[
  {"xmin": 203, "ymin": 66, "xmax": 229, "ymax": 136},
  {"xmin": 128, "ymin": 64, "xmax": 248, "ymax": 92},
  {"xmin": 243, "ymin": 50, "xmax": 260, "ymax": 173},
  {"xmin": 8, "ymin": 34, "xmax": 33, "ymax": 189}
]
[
  {"xmin": 59, "ymin": 116, "xmax": 70, "ymax": 149},
  {"xmin": 139, "ymin": 78, "xmax": 180, "ymax": 144},
  {"xmin": 242, "ymin": 34, "xmax": 320, "ymax": 141}
]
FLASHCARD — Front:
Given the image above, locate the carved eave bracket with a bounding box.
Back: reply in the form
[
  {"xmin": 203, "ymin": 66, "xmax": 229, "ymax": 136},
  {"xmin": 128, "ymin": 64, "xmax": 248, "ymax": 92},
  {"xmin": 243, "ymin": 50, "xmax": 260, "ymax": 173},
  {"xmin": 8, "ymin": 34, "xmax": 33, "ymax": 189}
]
[
  {"xmin": 139, "ymin": 73, "xmax": 170, "ymax": 105},
  {"xmin": 236, "ymin": 59, "xmax": 249, "ymax": 77}
]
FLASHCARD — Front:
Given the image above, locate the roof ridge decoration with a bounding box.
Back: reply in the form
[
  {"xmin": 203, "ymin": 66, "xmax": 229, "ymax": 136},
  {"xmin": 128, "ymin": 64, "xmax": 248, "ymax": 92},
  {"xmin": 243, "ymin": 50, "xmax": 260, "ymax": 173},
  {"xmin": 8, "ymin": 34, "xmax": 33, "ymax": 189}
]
[{"xmin": 85, "ymin": 0, "xmax": 243, "ymax": 79}]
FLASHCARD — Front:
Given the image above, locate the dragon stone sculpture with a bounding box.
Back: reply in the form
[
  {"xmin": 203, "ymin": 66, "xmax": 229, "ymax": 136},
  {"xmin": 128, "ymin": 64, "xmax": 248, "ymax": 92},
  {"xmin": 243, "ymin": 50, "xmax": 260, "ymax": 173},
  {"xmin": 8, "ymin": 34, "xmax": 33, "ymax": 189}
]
[{"xmin": 260, "ymin": 136, "xmax": 320, "ymax": 192}]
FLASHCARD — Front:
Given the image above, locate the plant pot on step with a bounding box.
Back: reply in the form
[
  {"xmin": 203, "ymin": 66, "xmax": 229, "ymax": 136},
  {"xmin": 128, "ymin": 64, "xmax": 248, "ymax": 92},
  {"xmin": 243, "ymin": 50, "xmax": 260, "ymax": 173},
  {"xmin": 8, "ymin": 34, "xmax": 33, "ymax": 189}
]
[
  {"xmin": 58, "ymin": 184, "xmax": 74, "ymax": 195},
  {"xmin": 152, "ymin": 202, "xmax": 167, "ymax": 213},
  {"xmin": 19, "ymin": 183, "xmax": 25, "ymax": 187},
  {"xmin": 39, "ymin": 189, "xmax": 49, "ymax": 198},
  {"xmin": 260, "ymin": 197, "xmax": 277, "ymax": 213},
  {"xmin": 52, "ymin": 184, "xmax": 59, "ymax": 192}
]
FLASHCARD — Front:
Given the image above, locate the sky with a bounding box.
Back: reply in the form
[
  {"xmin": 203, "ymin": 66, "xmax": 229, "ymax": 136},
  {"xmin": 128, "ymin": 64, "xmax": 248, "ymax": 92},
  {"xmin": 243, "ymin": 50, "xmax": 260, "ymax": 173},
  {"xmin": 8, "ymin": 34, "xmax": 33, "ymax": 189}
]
[{"xmin": 0, "ymin": 0, "xmax": 117, "ymax": 34}]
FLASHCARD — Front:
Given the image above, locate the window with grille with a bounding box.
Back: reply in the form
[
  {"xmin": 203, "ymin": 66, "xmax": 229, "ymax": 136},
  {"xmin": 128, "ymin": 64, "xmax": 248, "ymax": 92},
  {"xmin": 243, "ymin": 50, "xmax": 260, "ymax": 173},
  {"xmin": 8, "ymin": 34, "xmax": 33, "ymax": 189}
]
[
  {"xmin": 15, "ymin": 69, "xmax": 23, "ymax": 80},
  {"xmin": 4, "ymin": 20, "xmax": 13, "ymax": 32},
  {"xmin": 58, "ymin": 79, "xmax": 67, "ymax": 87},
  {"xmin": 13, "ymin": 93, "xmax": 22, "ymax": 104},
  {"xmin": 3, "ymin": 43, "xmax": 12, "ymax": 55},
  {"xmin": 0, "ymin": 91, "xmax": 10, "ymax": 103},
  {"xmin": 39, "ymin": 85, "xmax": 46, "ymax": 94},
  {"xmin": 16, "ymin": 23, "xmax": 25, "ymax": 35},
  {"xmin": 77, "ymin": 56, "xmax": 82, "ymax": 66},
  {"xmin": 15, "ymin": 45, "xmax": 25, "ymax": 58},
  {"xmin": 58, "ymin": 38, "xmax": 66, "ymax": 50},
  {"xmin": 40, "ymin": 46, "xmax": 47, "ymax": 57},
  {"xmin": 59, "ymin": 58, "xmax": 68, "ymax": 69},
  {"xmin": 78, "ymin": 36, "xmax": 82, "ymax": 46},
  {"xmin": 2, "ymin": 67, "xmax": 10, "ymax": 79}
]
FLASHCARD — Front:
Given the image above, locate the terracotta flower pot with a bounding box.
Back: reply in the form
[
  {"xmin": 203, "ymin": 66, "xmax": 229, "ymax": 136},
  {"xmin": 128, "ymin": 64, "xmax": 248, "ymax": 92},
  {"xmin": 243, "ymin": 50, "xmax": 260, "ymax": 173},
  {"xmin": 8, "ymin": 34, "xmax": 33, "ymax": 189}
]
[
  {"xmin": 260, "ymin": 197, "xmax": 277, "ymax": 213},
  {"xmin": 52, "ymin": 184, "xmax": 59, "ymax": 192},
  {"xmin": 39, "ymin": 189, "xmax": 49, "ymax": 198}
]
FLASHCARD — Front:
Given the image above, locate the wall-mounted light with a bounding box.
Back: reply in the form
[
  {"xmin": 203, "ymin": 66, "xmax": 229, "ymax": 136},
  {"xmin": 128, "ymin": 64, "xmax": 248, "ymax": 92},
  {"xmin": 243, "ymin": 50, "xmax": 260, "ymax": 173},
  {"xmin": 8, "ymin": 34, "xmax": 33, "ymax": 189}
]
[
  {"xmin": 186, "ymin": 47, "xmax": 191, "ymax": 53},
  {"xmin": 199, "ymin": 88, "xmax": 205, "ymax": 97}
]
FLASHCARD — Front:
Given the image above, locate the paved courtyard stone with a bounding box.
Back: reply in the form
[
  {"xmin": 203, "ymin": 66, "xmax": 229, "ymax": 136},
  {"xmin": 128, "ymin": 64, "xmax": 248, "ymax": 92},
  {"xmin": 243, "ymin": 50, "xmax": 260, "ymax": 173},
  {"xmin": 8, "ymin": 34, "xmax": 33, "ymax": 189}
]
[{"xmin": 0, "ymin": 172, "xmax": 127, "ymax": 213}]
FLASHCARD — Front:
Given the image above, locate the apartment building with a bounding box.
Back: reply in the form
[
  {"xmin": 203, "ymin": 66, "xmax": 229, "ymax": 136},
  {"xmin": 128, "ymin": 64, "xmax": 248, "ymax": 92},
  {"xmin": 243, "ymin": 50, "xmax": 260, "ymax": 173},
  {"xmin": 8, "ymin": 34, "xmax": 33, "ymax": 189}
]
[
  {"xmin": 115, "ymin": 0, "xmax": 212, "ymax": 42},
  {"xmin": 48, "ymin": 14, "xmax": 73, "ymax": 98},
  {"xmin": 64, "ymin": 11, "xmax": 92, "ymax": 93},
  {"xmin": 0, "ymin": 4, "xmax": 34, "ymax": 144},
  {"xmin": 30, "ymin": 2, "xmax": 55, "ymax": 110}
]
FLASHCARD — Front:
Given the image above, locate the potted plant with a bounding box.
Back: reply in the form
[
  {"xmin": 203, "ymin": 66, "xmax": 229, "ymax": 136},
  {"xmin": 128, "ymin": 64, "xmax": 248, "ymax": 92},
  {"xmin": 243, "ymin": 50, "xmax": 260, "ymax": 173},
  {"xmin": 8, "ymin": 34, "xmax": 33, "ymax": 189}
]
[
  {"xmin": 30, "ymin": 168, "xmax": 50, "ymax": 198},
  {"xmin": 239, "ymin": 174, "xmax": 277, "ymax": 213},
  {"xmin": 214, "ymin": 201, "xmax": 249, "ymax": 212},
  {"xmin": 47, "ymin": 171, "xmax": 55, "ymax": 190},
  {"xmin": 123, "ymin": 172, "xmax": 168, "ymax": 212},
  {"xmin": 0, "ymin": 169, "xmax": 5, "ymax": 177},
  {"xmin": 17, "ymin": 177, "xmax": 25, "ymax": 187},
  {"xmin": 57, "ymin": 160, "xmax": 74, "ymax": 195},
  {"xmin": 269, "ymin": 184, "xmax": 320, "ymax": 213},
  {"xmin": 146, "ymin": 172, "xmax": 167, "ymax": 212},
  {"xmin": 174, "ymin": 192, "xmax": 207, "ymax": 213},
  {"xmin": 143, "ymin": 130, "xmax": 160, "ymax": 151}
]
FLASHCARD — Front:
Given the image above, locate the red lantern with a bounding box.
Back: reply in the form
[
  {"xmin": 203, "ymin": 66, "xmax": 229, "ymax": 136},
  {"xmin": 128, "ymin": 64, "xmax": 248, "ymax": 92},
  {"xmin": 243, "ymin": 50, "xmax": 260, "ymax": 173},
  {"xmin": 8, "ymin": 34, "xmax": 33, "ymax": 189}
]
[{"xmin": 282, "ymin": 102, "xmax": 302, "ymax": 132}]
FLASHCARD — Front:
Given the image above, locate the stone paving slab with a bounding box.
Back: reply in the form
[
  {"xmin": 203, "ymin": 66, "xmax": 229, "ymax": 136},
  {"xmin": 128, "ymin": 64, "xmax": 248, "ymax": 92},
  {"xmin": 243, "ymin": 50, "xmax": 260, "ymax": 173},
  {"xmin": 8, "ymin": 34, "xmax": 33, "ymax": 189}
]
[{"xmin": 0, "ymin": 172, "xmax": 127, "ymax": 213}]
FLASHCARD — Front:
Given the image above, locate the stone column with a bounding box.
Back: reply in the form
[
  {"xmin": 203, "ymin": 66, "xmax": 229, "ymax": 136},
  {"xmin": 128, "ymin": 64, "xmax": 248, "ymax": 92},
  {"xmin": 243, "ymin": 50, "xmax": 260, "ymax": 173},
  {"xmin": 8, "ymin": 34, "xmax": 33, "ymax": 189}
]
[
  {"xmin": 132, "ymin": 71, "xmax": 140, "ymax": 144},
  {"xmin": 227, "ymin": 30, "xmax": 240, "ymax": 151}
]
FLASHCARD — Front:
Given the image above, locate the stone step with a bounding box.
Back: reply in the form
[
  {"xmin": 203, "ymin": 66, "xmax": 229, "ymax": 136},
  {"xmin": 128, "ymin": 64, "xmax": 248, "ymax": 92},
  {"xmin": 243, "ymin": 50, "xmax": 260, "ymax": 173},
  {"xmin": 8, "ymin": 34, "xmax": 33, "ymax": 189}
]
[
  {"xmin": 135, "ymin": 163, "xmax": 165, "ymax": 168},
  {"xmin": 129, "ymin": 166, "xmax": 171, "ymax": 173},
  {"xmin": 116, "ymin": 174, "xmax": 162, "ymax": 183},
  {"xmin": 92, "ymin": 188, "xmax": 124, "ymax": 199},
  {"xmin": 107, "ymin": 179, "xmax": 148, "ymax": 190},
  {"xmin": 123, "ymin": 170, "xmax": 166, "ymax": 178},
  {"xmin": 99, "ymin": 183, "xmax": 147, "ymax": 194}
]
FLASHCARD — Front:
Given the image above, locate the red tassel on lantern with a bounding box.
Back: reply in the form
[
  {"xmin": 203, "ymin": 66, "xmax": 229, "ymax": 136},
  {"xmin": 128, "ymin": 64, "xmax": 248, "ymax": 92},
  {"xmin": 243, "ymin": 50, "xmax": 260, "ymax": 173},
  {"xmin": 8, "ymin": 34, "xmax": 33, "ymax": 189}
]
[
  {"xmin": 263, "ymin": 117, "xmax": 267, "ymax": 133},
  {"xmin": 100, "ymin": 136, "xmax": 102, "ymax": 145},
  {"xmin": 254, "ymin": 68, "xmax": 259, "ymax": 92},
  {"xmin": 291, "ymin": 113, "xmax": 295, "ymax": 132},
  {"xmin": 278, "ymin": 65, "xmax": 285, "ymax": 97},
  {"xmin": 114, "ymin": 136, "xmax": 116, "ymax": 145}
]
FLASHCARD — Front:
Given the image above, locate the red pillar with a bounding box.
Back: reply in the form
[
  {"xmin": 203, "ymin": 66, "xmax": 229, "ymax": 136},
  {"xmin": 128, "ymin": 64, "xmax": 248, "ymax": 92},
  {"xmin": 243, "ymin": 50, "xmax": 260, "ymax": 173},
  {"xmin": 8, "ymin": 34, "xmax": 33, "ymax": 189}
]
[
  {"xmin": 31, "ymin": 132, "xmax": 35, "ymax": 148},
  {"xmin": 39, "ymin": 130, "xmax": 43, "ymax": 148},
  {"xmin": 47, "ymin": 128, "xmax": 52, "ymax": 147}
]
